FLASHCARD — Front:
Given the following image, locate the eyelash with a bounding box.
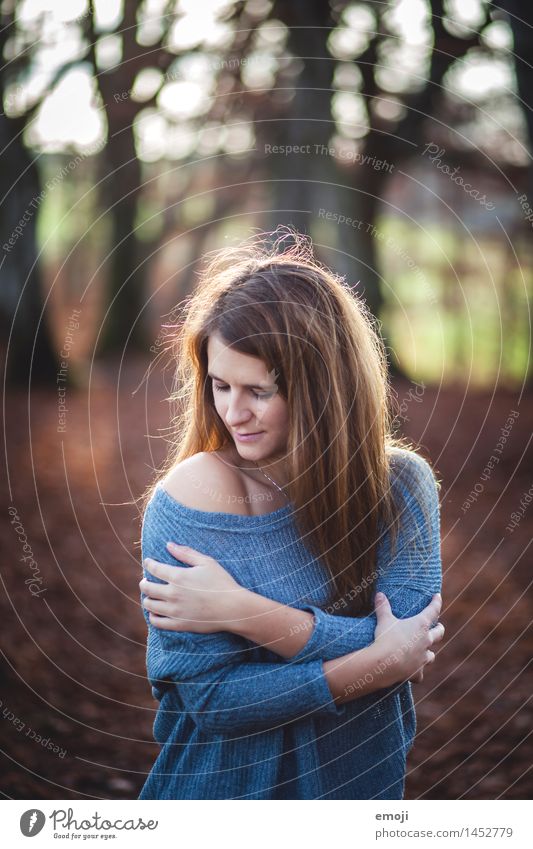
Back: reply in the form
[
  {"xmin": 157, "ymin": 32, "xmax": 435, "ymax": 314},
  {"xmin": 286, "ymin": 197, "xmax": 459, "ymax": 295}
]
[{"xmin": 213, "ymin": 384, "xmax": 271, "ymax": 400}]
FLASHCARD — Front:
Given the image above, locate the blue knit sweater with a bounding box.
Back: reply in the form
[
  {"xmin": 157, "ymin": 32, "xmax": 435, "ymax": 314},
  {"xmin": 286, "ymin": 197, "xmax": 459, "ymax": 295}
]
[{"xmin": 138, "ymin": 447, "xmax": 442, "ymax": 800}]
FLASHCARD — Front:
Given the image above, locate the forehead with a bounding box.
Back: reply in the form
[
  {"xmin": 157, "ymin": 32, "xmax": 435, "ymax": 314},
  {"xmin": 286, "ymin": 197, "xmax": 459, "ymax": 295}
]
[{"xmin": 207, "ymin": 334, "xmax": 269, "ymax": 378}]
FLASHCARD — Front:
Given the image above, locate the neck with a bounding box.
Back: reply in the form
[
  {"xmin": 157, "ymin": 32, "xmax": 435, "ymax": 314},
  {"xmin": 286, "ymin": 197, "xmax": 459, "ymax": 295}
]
[
  {"xmin": 255, "ymin": 455, "xmax": 289, "ymax": 490},
  {"xmin": 225, "ymin": 444, "xmax": 289, "ymax": 490}
]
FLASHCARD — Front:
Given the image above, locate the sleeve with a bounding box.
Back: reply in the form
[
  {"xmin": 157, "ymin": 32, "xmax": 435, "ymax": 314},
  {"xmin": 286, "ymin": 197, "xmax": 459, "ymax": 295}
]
[
  {"xmin": 282, "ymin": 450, "xmax": 442, "ymax": 664},
  {"xmin": 141, "ymin": 494, "xmax": 346, "ymax": 736}
]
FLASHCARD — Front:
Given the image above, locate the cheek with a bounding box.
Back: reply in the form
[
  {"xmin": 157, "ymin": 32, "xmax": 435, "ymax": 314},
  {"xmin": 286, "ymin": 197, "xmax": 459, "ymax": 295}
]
[
  {"xmin": 212, "ymin": 395, "xmax": 226, "ymax": 419},
  {"xmin": 279, "ymin": 406, "xmax": 290, "ymax": 432},
  {"xmin": 265, "ymin": 398, "xmax": 289, "ymax": 431}
]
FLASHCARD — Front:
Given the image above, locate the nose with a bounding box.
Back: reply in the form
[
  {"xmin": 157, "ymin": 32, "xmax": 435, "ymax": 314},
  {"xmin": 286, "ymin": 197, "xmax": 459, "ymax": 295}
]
[{"xmin": 225, "ymin": 393, "xmax": 255, "ymax": 428}]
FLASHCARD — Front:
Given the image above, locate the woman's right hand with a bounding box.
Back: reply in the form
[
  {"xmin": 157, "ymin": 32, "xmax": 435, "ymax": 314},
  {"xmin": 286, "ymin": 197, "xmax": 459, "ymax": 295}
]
[{"xmin": 373, "ymin": 591, "xmax": 444, "ymax": 685}]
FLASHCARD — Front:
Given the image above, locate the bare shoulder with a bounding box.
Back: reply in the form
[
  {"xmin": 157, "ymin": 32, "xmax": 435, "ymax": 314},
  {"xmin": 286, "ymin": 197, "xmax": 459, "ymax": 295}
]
[{"xmin": 161, "ymin": 451, "xmax": 248, "ymax": 514}]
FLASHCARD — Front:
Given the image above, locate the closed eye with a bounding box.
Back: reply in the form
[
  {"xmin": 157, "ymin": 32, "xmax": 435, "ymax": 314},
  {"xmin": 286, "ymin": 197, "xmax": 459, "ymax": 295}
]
[{"xmin": 213, "ymin": 383, "xmax": 273, "ymax": 400}]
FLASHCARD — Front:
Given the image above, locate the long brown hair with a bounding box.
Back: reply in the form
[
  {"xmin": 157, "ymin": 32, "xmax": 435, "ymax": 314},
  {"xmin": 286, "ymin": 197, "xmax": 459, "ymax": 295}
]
[{"xmin": 147, "ymin": 228, "xmax": 431, "ymax": 615}]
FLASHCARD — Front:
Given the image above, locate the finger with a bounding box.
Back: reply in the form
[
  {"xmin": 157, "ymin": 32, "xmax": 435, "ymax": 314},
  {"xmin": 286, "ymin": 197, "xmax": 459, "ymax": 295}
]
[
  {"xmin": 429, "ymin": 622, "xmax": 445, "ymax": 644},
  {"xmin": 148, "ymin": 612, "xmax": 189, "ymax": 631},
  {"xmin": 409, "ymin": 670, "xmax": 423, "ymax": 683},
  {"xmin": 425, "ymin": 650, "xmax": 435, "ymax": 664},
  {"xmin": 422, "ymin": 593, "xmax": 442, "ymax": 625},
  {"xmin": 142, "ymin": 597, "xmax": 172, "ymax": 615},
  {"xmin": 166, "ymin": 543, "xmax": 207, "ymax": 566},
  {"xmin": 428, "ymin": 592, "xmax": 442, "ymax": 614},
  {"xmin": 374, "ymin": 592, "xmax": 392, "ymax": 617},
  {"xmin": 139, "ymin": 578, "xmax": 171, "ymax": 600},
  {"xmin": 143, "ymin": 558, "xmax": 181, "ymax": 583}
]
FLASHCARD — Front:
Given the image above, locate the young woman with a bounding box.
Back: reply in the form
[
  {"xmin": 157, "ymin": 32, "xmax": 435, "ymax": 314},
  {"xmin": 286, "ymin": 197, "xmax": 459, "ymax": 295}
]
[{"xmin": 138, "ymin": 231, "xmax": 444, "ymax": 800}]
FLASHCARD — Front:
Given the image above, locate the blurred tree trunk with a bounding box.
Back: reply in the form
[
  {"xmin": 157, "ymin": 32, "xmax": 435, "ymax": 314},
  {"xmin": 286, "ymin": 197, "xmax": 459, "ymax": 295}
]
[
  {"xmin": 86, "ymin": 0, "xmax": 177, "ymax": 356},
  {"xmin": 88, "ymin": 0, "xmax": 147, "ymax": 355},
  {"xmin": 501, "ymin": 1, "xmax": 533, "ymax": 174},
  {"xmin": 501, "ymin": 1, "xmax": 533, "ymax": 384},
  {"xmin": 0, "ymin": 20, "xmax": 58, "ymax": 386},
  {"xmin": 267, "ymin": 0, "xmax": 384, "ymax": 318},
  {"xmin": 96, "ymin": 124, "xmax": 145, "ymax": 355}
]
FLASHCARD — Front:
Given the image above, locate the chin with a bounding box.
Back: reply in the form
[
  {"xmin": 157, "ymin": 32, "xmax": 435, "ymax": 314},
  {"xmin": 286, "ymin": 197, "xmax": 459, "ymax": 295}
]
[
  {"xmin": 235, "ymin": 440, "xmax": 266, "ymax": 451},
  {"xmin": 235, "ymin": 440, "xmax": 272, "ymax": 457}
]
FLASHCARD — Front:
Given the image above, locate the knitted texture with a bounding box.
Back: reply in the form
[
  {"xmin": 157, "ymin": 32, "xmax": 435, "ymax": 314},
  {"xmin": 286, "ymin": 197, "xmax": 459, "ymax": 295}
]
[{"xmin": 138, "ymin": 447, "xmax": 442, "ymax": 799}]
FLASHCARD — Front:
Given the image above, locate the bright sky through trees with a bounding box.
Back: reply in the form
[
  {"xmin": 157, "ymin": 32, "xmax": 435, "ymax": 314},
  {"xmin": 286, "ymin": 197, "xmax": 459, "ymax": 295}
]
[{"xmin": 4, "ymin": 0, "xmax": 525, "ymax": 165}]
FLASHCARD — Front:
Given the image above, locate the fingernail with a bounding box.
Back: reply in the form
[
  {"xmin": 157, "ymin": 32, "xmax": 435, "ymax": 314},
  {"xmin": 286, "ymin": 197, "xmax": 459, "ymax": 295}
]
[{"xmin": 376, "ymin": 592, "xmax": 384, "ymax": 601}]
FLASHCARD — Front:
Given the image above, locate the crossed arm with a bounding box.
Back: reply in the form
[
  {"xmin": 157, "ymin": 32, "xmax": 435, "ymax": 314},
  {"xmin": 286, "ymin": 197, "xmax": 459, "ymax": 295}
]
[
  {"xmin": 220, "ymin": 460, "xmax": 442, "ymax": 663},
  {"xmin": 140, "ymin": 456, "xmax": 443, "ymax": 735}
]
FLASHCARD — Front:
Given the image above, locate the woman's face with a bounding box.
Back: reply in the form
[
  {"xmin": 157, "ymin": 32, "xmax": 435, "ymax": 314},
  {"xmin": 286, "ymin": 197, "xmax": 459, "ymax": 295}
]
[{"xmin": 207, "ymin": 332, "xmax": 289, "ymax": 461}]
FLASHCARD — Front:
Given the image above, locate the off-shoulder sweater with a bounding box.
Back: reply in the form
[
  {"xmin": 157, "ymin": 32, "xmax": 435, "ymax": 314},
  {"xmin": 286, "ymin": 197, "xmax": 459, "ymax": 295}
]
[{"xmin": 138, "ymin": 447, "xmax": 442, "ymax": 800}]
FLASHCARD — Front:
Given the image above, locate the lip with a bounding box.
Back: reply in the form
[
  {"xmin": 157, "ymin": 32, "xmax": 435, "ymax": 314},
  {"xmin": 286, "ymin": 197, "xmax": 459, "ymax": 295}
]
[{"xmin": 234, "ymin": 431, "xmax": 264, "ymax": 442}]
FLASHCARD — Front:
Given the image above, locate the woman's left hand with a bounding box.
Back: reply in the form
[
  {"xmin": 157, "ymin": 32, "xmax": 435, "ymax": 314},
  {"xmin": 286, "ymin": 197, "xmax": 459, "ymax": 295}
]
[{"xmin": 140, "ymin": 542, "xmax": 249, "ymax": 634}]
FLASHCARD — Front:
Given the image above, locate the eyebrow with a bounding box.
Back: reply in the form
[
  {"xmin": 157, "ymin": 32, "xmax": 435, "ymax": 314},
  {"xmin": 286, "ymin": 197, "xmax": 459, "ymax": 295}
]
[{"xmin": 207, "ymin": 372, "xmax": 273, "ymax": 390}]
